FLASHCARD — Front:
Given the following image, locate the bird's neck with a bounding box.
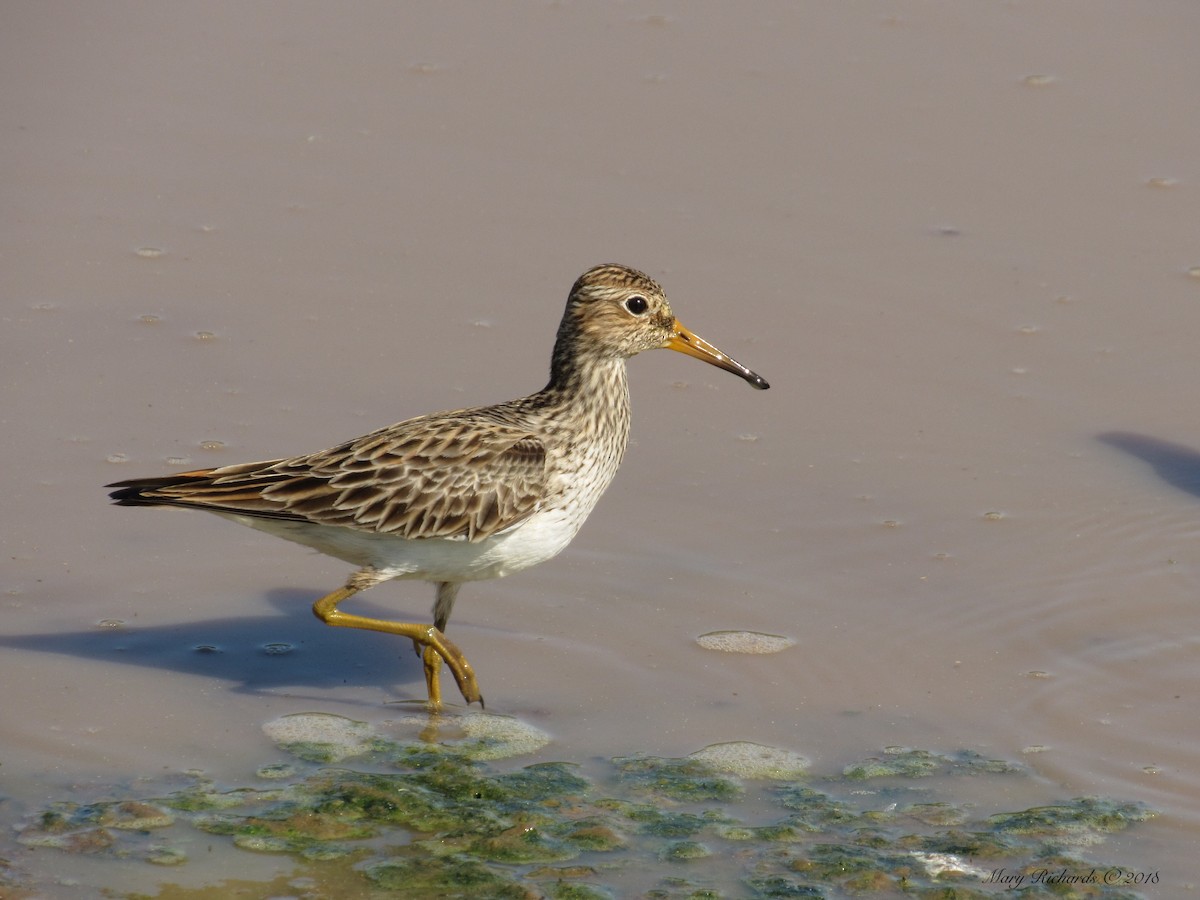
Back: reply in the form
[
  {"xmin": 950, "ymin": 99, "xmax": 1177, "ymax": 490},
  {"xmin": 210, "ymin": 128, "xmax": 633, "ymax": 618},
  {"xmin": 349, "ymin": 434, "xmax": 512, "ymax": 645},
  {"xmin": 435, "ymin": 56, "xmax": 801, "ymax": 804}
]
[
  {"xmin": 543, "ymin": 347, "xmax": 629, "ymax": 406},
  {"xmin": 537, "ymin": 348, "xmax": 632, "ymax": 451}
]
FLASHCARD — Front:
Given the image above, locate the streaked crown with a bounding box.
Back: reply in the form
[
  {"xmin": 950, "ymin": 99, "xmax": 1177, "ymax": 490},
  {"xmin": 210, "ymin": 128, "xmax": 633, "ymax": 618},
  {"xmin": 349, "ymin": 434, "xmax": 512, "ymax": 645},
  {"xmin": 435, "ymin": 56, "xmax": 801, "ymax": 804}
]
[{"xmin": 556, "ymin": 264, "xmax": 676, "ymax": 363}]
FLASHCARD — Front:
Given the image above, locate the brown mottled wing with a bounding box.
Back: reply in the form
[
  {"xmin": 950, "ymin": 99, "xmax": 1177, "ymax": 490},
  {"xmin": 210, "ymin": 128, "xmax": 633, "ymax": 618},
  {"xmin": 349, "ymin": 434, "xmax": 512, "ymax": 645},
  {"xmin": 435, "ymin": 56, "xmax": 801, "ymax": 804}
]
[{"xmin": 108, "ymin": 411, "xmax": 548, "ymax": 542}]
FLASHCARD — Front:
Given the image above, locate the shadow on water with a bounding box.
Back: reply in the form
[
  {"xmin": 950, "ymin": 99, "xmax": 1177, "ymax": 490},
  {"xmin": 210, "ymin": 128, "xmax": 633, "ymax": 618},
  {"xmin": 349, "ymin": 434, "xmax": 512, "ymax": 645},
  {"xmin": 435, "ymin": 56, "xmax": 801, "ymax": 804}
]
[
  {"xmin": 0, "ymin": 587, "xmax": 437, "ymax": 700},
  {"xmin": 1097, "ymin": 430, "xmax": 1200, "ymax": 499}
]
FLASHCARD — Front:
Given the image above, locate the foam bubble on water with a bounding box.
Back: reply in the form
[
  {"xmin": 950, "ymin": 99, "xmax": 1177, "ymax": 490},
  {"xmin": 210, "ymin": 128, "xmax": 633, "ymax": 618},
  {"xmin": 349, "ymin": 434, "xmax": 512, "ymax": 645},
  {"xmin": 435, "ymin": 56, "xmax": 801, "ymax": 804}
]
[
  {"xmin": 689, "ymin": 741, "xmax": 809, "ymax": 779},
  {"xmin": 381, "ymin": 712, "xmax": 552, "ymax": 760},
  {"xmin": 262, "ymin": 713, "xmax": 376, "ymax": 762},
  {"xmin": 265, "ymin": 711, "xmax": 551, "ymax": 764},
  {"xmin": 459, "ymin": 713, "xmax": 551, "ymax": 759},
  {"xmin": 695, "ymin": 630, "xmax": 795, "ymax": 654}
]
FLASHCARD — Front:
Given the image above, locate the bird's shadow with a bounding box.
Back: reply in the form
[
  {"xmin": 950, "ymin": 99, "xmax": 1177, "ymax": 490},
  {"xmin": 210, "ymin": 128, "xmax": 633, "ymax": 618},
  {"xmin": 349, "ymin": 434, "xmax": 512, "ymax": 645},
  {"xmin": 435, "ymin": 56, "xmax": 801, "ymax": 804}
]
[
  {"xmin": 0, "ymin": 587, "xmax": 438, "ymax": 704},
  {"xmin": 1097, "ymin": 430, "xmax": 1200, "ymax": 499}
]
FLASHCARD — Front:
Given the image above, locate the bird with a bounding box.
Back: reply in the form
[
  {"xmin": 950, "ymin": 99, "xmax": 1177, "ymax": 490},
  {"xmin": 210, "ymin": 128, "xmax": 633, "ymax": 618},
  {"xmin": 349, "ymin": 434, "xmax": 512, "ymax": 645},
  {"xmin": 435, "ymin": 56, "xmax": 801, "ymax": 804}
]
[{"xmin": 107, "ymin": 264, "xmax": 769, "ymax": 709}]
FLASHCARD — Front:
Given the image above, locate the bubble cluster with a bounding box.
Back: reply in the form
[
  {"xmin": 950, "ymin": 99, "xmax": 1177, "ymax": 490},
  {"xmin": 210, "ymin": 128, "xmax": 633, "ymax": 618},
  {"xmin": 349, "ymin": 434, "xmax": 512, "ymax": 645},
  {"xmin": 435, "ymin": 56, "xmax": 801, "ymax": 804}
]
[
  {"xmin": 263, "ymin": 713, "xmax": 377, "ymax": 763},
  {"xmin": 689, "ymin": 741, "xmax": 809, "ymax": 779},
  {"xmin": 695, "ymin": 630, "xmax": 795, "ymax": 654}
]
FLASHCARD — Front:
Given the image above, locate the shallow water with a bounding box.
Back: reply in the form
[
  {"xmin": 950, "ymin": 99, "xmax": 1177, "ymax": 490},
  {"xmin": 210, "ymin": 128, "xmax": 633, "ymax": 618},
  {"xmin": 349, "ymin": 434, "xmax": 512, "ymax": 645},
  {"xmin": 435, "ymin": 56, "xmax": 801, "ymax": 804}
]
[{"xmin": 5, "ymin": 1, "xmax": 1200, "ymax": 895}]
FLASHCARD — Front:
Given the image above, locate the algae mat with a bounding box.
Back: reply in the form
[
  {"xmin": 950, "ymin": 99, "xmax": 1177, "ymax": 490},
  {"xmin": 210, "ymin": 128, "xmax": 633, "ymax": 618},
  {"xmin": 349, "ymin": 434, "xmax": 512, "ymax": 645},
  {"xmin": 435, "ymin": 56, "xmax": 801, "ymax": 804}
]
[{"xmin": 10, "ymin": 713, "xmax": 1156, "ymax": 898}]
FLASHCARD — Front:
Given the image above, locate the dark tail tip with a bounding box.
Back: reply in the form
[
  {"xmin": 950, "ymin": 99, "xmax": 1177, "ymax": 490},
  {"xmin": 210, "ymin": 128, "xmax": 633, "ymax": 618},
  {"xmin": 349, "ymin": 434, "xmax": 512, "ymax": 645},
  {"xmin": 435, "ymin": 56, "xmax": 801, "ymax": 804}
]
[{"xmin": 107, "ymin": 479, "xmax": 168, "ymax": 506}]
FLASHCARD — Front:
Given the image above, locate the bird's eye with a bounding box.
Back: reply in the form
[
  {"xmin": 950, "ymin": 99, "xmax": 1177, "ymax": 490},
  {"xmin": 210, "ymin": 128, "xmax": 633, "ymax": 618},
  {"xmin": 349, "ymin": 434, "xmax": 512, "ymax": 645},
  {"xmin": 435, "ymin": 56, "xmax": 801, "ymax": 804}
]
[{"xmin": 624, "ymin": 295, "xmax": 649, "ymax": 315}]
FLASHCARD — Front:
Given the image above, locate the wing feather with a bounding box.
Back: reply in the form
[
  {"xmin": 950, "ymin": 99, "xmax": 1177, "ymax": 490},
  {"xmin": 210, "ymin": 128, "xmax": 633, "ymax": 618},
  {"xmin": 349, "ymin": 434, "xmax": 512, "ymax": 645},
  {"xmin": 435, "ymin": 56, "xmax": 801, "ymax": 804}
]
[{"xmin": 107, "ymin": 411, "xmax": 549, "ymax": 542}]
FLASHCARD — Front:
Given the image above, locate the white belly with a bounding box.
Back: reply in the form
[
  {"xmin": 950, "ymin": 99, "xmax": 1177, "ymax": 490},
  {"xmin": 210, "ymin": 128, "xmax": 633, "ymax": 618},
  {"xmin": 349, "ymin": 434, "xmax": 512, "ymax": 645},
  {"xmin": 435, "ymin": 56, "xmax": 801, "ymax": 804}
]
[{"xmin": 222, "ymin": 502, "xmax": 589, "ymax": 584}]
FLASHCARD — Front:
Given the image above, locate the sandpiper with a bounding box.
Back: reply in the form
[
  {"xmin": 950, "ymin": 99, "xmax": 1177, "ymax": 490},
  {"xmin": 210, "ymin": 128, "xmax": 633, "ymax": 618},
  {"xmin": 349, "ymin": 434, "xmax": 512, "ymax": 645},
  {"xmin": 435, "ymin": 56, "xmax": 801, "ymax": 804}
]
[{"xmin": 108, "ymin": 264, "xmax": 769, "ymax": 708}]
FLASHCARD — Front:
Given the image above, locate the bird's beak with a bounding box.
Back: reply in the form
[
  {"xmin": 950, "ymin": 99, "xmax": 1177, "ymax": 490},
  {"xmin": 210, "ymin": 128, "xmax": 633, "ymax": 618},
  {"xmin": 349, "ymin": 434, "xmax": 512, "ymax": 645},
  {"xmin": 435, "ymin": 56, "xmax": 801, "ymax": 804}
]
[{"xmin": 664, "ymin": 319, "xmax": 770, "ymax": 390}]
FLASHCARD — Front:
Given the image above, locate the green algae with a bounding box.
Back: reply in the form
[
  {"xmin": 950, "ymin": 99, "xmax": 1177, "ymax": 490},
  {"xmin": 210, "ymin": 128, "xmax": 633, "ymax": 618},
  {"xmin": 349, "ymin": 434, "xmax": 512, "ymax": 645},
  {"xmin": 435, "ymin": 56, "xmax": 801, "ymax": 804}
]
[
  {"xmin": 662, "ymin": 840, "xmax": 712, "ymax": 861},
  {"xmin": 844, "ymin": 746, "xmax": 1026, "ymax": 780},
  {"xmin": 987, "ymin": 797, "xmax": 1154, "ymax": 839},
  {"xmin": 306, "ymin": 768, "xmax": 505, "ymax": 834},
  {"xmin": 904, "ymin": 802, "xmax": 971, "ymax": 828},
  {"xmin": 495, "ymin": 761, "xmax": 591, "ymax": 802},
  {"xmin": 16, "ymin": 800, "xmax": 174, "ymax": 855},
  {"xmin": 613, "ymin": 754, "xmax": 741, "ymax": 802},
  {"xmin": 16, "ymin": 720, "xmax": 1157, "ymax": 900},
  {"xmin": 775, "ymin": 785, "xmax": 860, "ymax": 829},
  {"xmin": 599, "ymin": 799, "xmax": 721, "ymax": 838},
  {"xmin": 162, "ymin": 781, "xmax": 286, "ymax": 813},
  {"xmin": 458, "ymin": 822, "xmax": 578, "ymax": 865},
  {"xmin": 544, "ymin": 880, "xmax": 613, "ymax": 900},
  {"xmin": 364, "ymin": 854, "xmax": 534, "ymax": 897},
  {"xmin": 24, "ymin": 799, "xmax": 173, "ymax": 836}
]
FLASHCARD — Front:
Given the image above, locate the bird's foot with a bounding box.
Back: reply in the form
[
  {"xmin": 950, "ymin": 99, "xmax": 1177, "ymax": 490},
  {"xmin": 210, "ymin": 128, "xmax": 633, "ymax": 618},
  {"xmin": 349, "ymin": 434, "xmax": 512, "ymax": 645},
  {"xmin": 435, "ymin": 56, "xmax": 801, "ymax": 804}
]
[{"xmin": 416, "ymin": 626, "xmax": 482, "ymax": 709}]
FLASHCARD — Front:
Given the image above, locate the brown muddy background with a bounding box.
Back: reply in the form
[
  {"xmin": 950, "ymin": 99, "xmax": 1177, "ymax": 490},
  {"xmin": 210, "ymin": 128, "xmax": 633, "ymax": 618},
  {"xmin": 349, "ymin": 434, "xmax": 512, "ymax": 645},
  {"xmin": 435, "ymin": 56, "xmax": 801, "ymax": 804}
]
[{"xmin": 5, "ymin": 2, "xmax": 1200, "ymax": 895}]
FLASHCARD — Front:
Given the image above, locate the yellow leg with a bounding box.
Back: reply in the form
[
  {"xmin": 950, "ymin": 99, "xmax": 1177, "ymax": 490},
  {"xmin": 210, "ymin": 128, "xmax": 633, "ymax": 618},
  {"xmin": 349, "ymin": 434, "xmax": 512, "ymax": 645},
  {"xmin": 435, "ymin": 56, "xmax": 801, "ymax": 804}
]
[
  {"xmin": 422, "ymin": 644, "xmax": 444, "ymax": 707},
  {"xmin": 312, "ymin": 583, "xmax": 481, "ymax": 709}
]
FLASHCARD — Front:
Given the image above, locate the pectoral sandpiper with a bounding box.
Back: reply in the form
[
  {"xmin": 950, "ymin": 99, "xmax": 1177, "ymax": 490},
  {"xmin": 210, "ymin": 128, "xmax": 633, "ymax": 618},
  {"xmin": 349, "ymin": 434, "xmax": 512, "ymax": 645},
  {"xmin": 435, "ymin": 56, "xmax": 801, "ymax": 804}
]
[{"xmin": 108, "ymin": 264, "xmax": 769, "ymax": 708}]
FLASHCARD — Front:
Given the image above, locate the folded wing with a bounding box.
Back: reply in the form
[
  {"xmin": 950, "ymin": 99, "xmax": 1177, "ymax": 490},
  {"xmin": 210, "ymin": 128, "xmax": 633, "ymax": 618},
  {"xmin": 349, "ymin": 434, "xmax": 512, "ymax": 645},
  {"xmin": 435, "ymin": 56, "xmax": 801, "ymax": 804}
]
[{"xmin": 107, "ymin": 412, "xmax": 548, "ymax": 543}]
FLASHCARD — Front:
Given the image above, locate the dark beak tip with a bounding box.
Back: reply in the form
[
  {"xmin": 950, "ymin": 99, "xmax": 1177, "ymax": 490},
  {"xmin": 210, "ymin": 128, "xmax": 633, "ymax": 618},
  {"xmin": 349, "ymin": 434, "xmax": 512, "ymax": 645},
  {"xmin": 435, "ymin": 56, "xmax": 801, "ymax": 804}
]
[{"xmin": 748, "ymin": 374, "xmax": 770, "ymax": 390}]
